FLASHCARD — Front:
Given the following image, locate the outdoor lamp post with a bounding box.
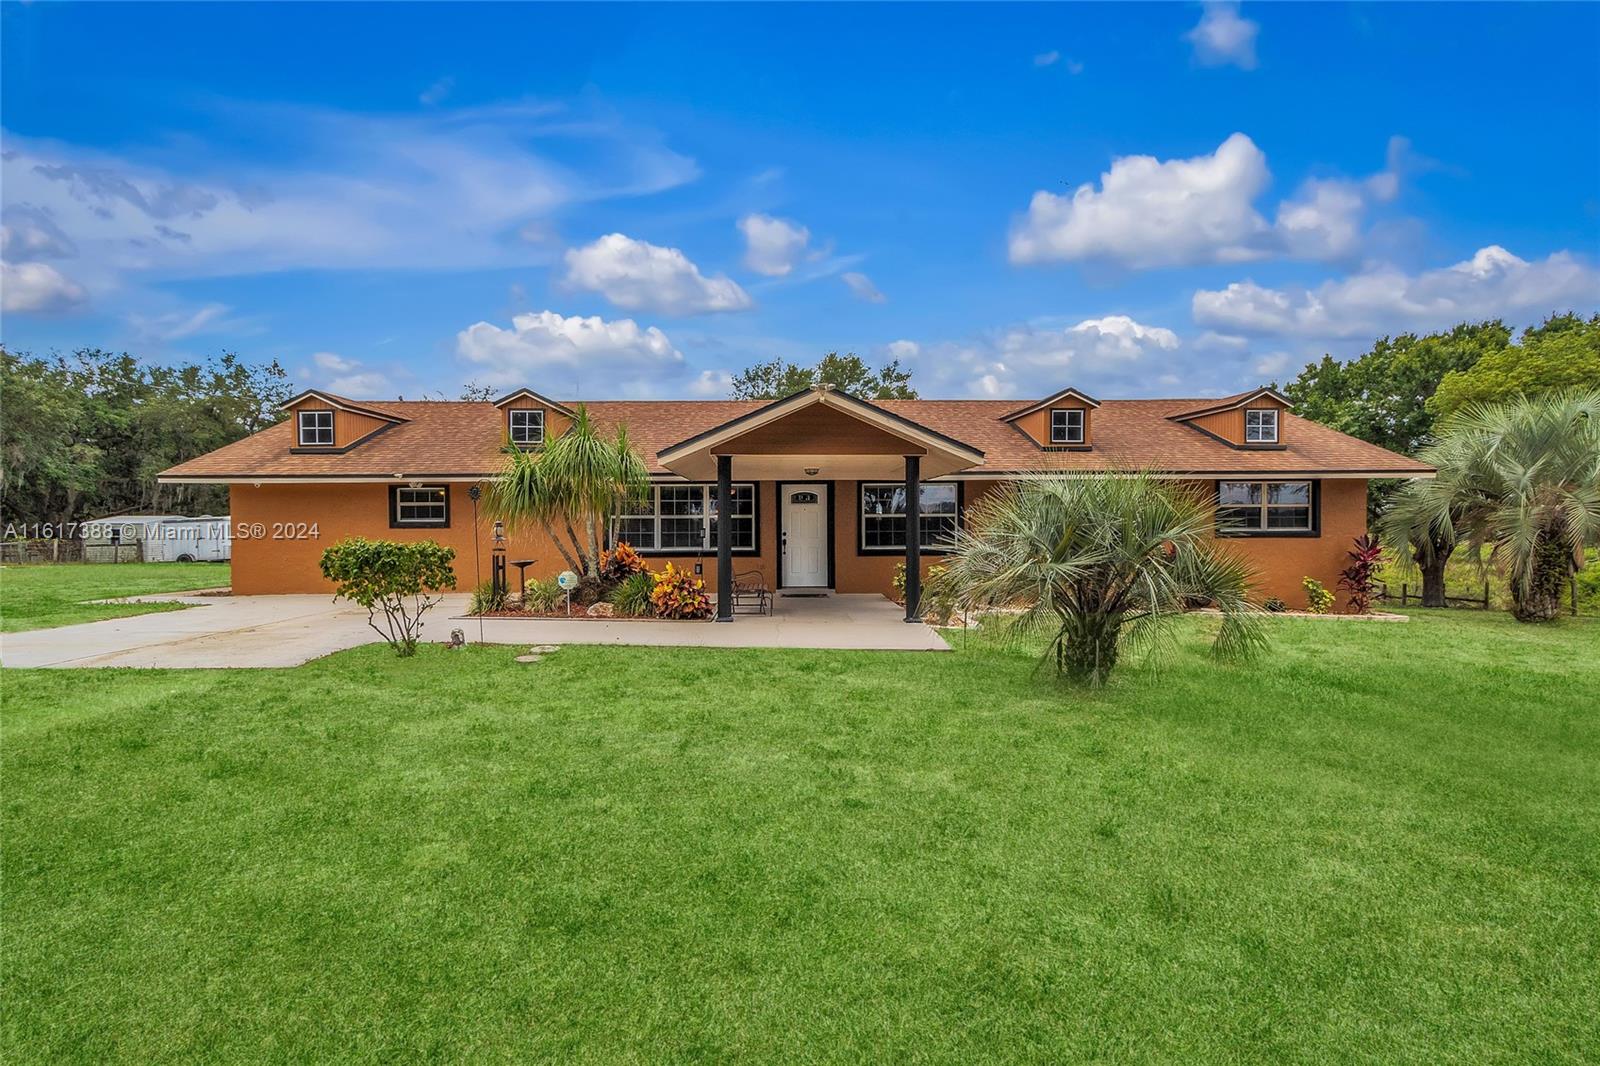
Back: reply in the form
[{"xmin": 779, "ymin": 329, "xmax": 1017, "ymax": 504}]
[{"xmin": 491, "ymin": 519, "xmax": 507, "ymax": 596}]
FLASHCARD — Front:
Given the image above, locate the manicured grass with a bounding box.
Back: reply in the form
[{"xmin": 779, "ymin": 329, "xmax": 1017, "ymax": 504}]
[
  {"xmin": 3, "ymin": 611, "xmax": 1596, "ymax": 1062},
  {"xmin": 0, "ymin": 562, "xmax": 230, "ymax": 632}
]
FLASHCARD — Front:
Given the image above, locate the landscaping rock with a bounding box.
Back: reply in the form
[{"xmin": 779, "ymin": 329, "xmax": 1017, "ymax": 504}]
[{"xmin": 586, "ymin": 602, "xmax": 615, "ymax": 618}]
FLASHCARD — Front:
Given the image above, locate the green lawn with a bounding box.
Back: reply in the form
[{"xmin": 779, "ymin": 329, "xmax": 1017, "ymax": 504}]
[
  {"xmin": 0, "ymin": 562, "xmax": 230, "ymax": 632},
  {"xmin": 3, "ymin": 611, "xmax": 1596, "ymax": 1063}
]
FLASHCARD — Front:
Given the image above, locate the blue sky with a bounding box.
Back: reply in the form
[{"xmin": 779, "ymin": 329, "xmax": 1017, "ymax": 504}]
[{"xmin": 3, "ymin": 1, "xmax": 1597, "ymax": 401}]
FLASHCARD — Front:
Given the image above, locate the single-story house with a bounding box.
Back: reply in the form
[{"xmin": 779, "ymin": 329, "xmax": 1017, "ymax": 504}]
[{"xmin": 158, "ymin": 383, "xmax": 1433, "ymax": 615}]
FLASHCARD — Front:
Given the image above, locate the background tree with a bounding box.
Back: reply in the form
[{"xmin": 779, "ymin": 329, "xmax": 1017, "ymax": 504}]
[
  {"xmin": 460, "ymin": 381, "xmax": 498, "ymax": 402},
  {"xmin": 730, "ymin": 352, "xmax": 917, "ymax": 400},
  {"xmin": 1, "ymin": 346, "xmax": 290, "ymax": 526},
  {"xmin": 929, "ymin": 475, "xmax": 1265, "ymax": 687},
  {"xmin": 1384, "ymin": 389, "xmax": 1600, "ymax": 623},
  {"xmin": 1429, "ymin": 313, "xmax": 1600, "ymax": 417},
  {"xmin": 1281, "ymin": 320, "xmax": 1511, "ymax": 598}
]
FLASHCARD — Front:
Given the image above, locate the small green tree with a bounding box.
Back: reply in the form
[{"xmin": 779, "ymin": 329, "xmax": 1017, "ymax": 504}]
[
  {"xmin": 929, "ymin": 475, "xmax": 1266, "ymax": 687},
  {"xmin": 730, "ymin": 352, "xmax": 918, "ymax": 400},
  {"xmin": 319, "ymin": 538, "xmax": 458, "ymax": 656}
]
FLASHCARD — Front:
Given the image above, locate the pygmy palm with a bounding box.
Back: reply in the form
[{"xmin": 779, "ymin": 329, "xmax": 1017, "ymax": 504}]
[
  {"xmin": 930, "ymin": 474, "xmax": 1266, "ymax": 687},
  {"xmin": 1383, "ymin": 388, "xmax": 1600, "ymax": 622}
]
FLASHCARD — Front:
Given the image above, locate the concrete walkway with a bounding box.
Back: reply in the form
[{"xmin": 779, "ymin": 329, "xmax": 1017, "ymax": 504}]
[
  {"xmin": 466, "ymin": 592, "xmax": 949, "ymax": 652},
  {"xmin": 1, "ymin": 590, "xmax": 944, "ymax": 669}
]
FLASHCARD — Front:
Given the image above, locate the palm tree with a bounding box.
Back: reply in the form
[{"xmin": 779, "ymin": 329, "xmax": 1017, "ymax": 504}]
[
  {"xmin": 1383, "ymin": 388, "xmax": 1600, "ymax": 623},
  {"xmin": 930, "ymin": 474, "xmax": 1266, "ymax": 687},
  {"xmin": 486, "ymin": 405, "xmax": 651, "ymax": 580}
]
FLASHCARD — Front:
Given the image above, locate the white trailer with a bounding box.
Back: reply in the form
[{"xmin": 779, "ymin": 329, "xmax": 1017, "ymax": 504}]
[{"xmin": 139, "ymin": 516, "xmax": 233, "ymax": 562}]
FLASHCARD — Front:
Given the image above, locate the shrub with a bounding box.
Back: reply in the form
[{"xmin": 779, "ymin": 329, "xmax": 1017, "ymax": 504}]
[
  {"xmin": 319, "ymin": 538, "xmax": 457, "ymax": 656},
  {"xmin": 650, "ymin": 562, "xmax": 713, "ymax": 620},
  {"xmin": 610, "ymin": 570, "xmax": 657, "ymax": 617},
  {"xmin": 599, "ymin": 542, "xmax": 647, "ymax": 582},
  {"xmin": 1302, "ymin": 576, "xmax": 1335, "ymax": 614},
  {"xmin": 1338, "ymin": 534, "xmax": 1383, "ymax": 614},
  {"xmin": 524, "ymin": 577, "xmax": 566, "ymax": 613},
  {"xmin": 468, "ymin": 580, "xmax": 506, "ymax": 616},
  {"xmin": 1263, "ymin": 597, "xmax": 1287, "ymax": 613}
]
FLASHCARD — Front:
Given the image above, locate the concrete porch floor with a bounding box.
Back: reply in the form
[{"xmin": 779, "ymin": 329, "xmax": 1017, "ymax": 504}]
[
  {"xmin": 467, "ymin": 592, "xmax": 949, "ymax": 652},
  {"xmin": 1, "ymin": 590, "xmax": 946, "ymax": 669}
]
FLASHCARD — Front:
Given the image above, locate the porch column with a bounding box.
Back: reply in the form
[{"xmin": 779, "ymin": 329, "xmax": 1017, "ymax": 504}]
[
  {"xmin": 904, "ymin": 454, "xmax": 921, "ymax": 622},
  {"xmin": 716, "ymin": 453, "xmax": 734, "ymax": 622}
]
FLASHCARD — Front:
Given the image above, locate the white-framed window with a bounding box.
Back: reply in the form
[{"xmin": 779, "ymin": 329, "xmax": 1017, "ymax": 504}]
[
  {"xmin": 298, "ymin": 409, "xmax": 334, "ymax": 447},
  {"xmin": 1050, "ymin": 408, "xmax": 1085, "ymax": 444},
  {"xmin": 508, "ymin": 408, "xmax": 544, "ymax": 446},
  {"xmin": 860, "ymin": 482, "xmax": 959, "ymax": 551},
  {"xmin": 391, "ymin": 485, "xmax": 449, "ymax": 528},
  {"xmin": 1217, "ymin": 480, "xmax": 1313, "ymax": 533},
  {"xmin": 613, "ymin": 483, "xmax": 756, "ymax": 553},
  {"xmin": 1244, "ymin": 408, "xmax": 1279, "ymax": 443}
]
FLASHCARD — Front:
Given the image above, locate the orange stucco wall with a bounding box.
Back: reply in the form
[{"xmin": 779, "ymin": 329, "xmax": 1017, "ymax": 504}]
[{"xmin": 230, "ymin": 476, "xmax": 1369, "ymax": 608}]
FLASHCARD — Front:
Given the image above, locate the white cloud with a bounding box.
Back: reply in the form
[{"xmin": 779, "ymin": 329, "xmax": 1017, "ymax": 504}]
[
  {"xmin": 1193, "ymin": 245, "xmax": 1600, "ymax": 339},
  {"xmin": 841, "ymin": 271, "xmax": 886, "ymax": 303},
  {"xmin": 563, "ymin": 233, "xmax": 752, "ymax": 315},
  {"xmin": 1185, "ymin": 2, "xmax": 1259, "ymax": 70},
  {"xmin": 312, "ymin": 351, "xmax": 358, "ymax": 373},
  {"xmin": 125, "ymin": 302, "xmax": 234, "ymax": 342},
  {"xmin": 1, "ymin": 261, "xmax": 88, "ymax": 313},
  {"xmin": 1010, "ymin": 133, "xmax": 1409, "ymax": 269},
  {"xmin": 304, "ymin": 351, "xmax": 394, "ymax": 397},
  {"xmin": 1034, "ymin": 50, "xmax": 1060, "ymax": 67},
  {"xmin": 2, "ymin": 205, "xmax": 76, "ymax": 259},
  {"xmin": 455, "ymin": 309, "xmax": 686, "ymax": 395},
  {"xmin": 687, "ymin": 369, "xmax": 734, "ymax": 397},
  {"xmin": 419, "ymin": 76, "xmax": 454, "ymax": 106},
  {"xmin": 737, "ymin": 213, "xmax": 810, "ymax": 277},
  {"xmin": 0, "ymin": 100, "xmax": 698, "ymax": 307},
  {"xmin": 1010, "ymin": 133, "xmax": 1272, "ymax": 268},
  {"xmin": 1253, "ymin": 352, "xmax": 1291, "ymax": 376},
  {"xmin": 890, "ymin": 314, "xmax": 1182, "ymax": 397}
]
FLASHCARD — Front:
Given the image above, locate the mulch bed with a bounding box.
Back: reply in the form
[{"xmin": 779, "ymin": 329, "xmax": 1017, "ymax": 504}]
[{"xmin": 470, "ymin": 608, "xmax": 707, "ymax": 622}]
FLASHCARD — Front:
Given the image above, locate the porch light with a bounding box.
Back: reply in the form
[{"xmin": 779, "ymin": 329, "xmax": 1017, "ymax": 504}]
[{"xmin": 805, "ymin": 467, "xmax": 820, "ymax": 476}]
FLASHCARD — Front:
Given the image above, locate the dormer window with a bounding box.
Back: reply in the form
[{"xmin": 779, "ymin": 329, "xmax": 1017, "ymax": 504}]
[
  {"xmin": 1245, "ymin": 409, "xmax": 1279, "ymax": 443},
  {"xmin": 297, "ymin": 410, "xmax": 334, "ymax": 447},
  {"xmin": 1050, "ymin": 408, "xmax": 1085, "ymax": 444},
  {"xmin": 509, "ymin": 408, "xmax": 544, "ymax": 446}
]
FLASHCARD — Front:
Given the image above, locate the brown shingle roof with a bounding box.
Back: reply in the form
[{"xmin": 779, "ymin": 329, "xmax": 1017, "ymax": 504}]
[{"xmin": 159, "ymin": 396, "xmax": 1432, "ymax": 480}]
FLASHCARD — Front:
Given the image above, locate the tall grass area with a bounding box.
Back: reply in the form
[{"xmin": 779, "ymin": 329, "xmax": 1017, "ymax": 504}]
[
  {"xmin": 0, "ymin": 562, "xmax": 230, "ymax": 632},
  {"xmin": 4, "ymin": 610, "xmax": 1596, "ymax": 1061},
  {"xmin": 1378, "ymin": 544, "xmax": 1599, "ymax": 615}
]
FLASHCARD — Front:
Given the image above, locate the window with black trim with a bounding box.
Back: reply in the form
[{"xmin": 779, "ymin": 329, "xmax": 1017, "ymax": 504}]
[
  {"xmin": 1050, "ymin": 408, "xmax": 1085, "ymax": 444},
  {"xmin": 390, "ymin": 485, "xmax": 450, "ymax": 528},
  {"xmin": 613, "ymin": 483, "xmax": 756, "ymax": 553},
  {"xmin": 1244, "ymin": 408, "xmax": 1279, "ymax": 443},
  {"xmin": 1217, "ymin": 480, "xmax": 1313, "ymax": 533},
  {"xmin": 860, "ymin": 482, "xmax": 958, "ymax": 551},
  {"xmin": 298, "ymin": 409, "xmax": 334, "ymax": 447},
  {"xmin": 509, "ymin": 408, "xmax": 544, "ymax": 446}
]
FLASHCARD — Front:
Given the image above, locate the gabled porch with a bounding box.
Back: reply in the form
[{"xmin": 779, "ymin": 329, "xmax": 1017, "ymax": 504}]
[{"xmin": 653, "ymin": 386, "xmax": 985, "ymax": 622}]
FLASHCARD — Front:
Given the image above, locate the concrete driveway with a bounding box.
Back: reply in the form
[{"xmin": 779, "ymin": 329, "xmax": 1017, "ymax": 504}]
[
  {"xmin": 0, "ymin": 593, "xmax": 473, "ymax": 669},
  {"xmin": 1, "ymin": 591, "xmax": 946, "ymax": 668}
]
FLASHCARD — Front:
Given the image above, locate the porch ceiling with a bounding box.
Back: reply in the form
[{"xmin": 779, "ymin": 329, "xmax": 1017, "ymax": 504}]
[{"xmin": 657, "ymin": 385, "xmax": 984, "ymax": 480}]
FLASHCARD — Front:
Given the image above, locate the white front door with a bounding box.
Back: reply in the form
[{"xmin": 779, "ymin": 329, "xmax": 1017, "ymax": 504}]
[{"xmin": 782, "ymin": 484, "xmax": 828, "ymax": 587}]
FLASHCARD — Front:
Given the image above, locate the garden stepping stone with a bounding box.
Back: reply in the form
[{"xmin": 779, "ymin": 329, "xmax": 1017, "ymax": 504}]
[
  {"xmin": 514, "ymin": 654, "xmax": 543, "ymax": 664},
  {"xmin": 529, "ymin": 645, "xmax": 560, "ymax": 654}
]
